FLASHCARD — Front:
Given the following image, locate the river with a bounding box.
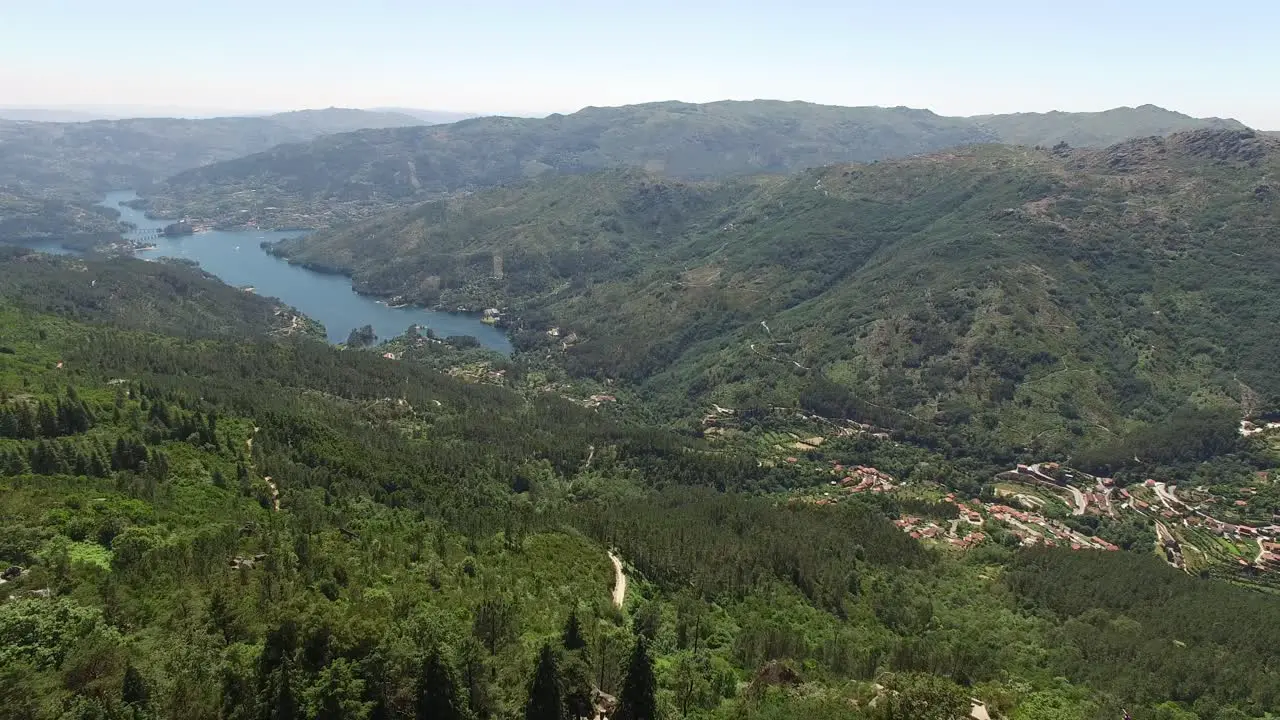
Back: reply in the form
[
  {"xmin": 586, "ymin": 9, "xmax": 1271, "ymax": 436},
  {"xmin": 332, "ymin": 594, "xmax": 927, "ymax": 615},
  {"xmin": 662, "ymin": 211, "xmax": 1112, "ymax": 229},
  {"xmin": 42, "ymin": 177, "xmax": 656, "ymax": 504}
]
[{"xmin": 83, "ymin": 191, "xmax": 511, "ymax": 351}]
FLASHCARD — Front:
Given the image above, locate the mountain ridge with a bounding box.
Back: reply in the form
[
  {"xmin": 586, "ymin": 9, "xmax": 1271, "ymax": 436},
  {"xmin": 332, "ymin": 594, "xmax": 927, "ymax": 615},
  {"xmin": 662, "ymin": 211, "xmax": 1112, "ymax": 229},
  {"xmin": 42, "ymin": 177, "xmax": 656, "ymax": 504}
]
[{"xmin": 141, "ymin": 100, "xmax": 1252, "ymax": 229}]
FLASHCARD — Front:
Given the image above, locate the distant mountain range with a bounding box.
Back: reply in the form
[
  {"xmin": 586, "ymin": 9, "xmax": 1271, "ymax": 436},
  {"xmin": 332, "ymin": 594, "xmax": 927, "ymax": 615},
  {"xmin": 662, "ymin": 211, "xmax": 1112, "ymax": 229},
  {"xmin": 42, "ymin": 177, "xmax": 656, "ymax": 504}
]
[
  {"xmin": 141, "ymin": 101, "xmax": 1250, "ymax": 229},
  {"xmin": 970, "ymin": 104, "xmax": 1246, "ymax": 148},
  {"xmin": 367, "ymin": 107, "xmax": 487, "ymax": 124},
  {"xmin": 0, "ymin": 108, "xmax": 428, "ymax": 197},
  {"xmin": 0, "ymin": 105, "xmax": 481, "ymax": 123},
  {"xmin": 268, "ymin": 128, "xmax": 1280, "ymax": 456}
]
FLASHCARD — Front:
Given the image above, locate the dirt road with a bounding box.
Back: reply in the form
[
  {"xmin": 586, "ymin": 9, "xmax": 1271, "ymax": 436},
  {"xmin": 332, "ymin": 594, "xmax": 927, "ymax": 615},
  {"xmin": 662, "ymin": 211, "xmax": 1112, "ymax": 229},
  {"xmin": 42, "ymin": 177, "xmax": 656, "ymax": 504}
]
[{"xmin": 608, "ymin": 551, "xmax": 626, "ymax": 608}]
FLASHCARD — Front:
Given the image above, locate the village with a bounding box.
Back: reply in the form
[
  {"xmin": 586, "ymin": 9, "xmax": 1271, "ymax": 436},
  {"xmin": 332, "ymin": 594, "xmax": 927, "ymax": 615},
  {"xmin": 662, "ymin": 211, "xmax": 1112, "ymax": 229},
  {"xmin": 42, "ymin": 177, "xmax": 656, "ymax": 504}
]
[
  {"xmin": 802, "ymin": 461, "xmax": 1120, "ymax": 553},
  {"xmin": 794, "ymin": 451, "xmax": 1280, "ymax": 574},
  {"xmin": 693, "ymin": 403, "xmax": 1280, "ymax": 576}
]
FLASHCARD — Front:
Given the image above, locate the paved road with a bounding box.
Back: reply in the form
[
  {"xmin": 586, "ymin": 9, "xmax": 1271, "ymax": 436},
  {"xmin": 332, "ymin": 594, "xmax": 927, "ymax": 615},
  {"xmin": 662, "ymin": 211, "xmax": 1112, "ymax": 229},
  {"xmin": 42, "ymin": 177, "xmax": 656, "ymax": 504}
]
[
  {"xmin": 1065, "ymin": 484, "xmax": 1087, "ymax": 516},
  {"xmin": 1028, "ymin": 463, "xmax": 1086, "ymax": 515},
  {"xmin": 608, "ymin": 552, "xmax": 626, "ymax": 608}
]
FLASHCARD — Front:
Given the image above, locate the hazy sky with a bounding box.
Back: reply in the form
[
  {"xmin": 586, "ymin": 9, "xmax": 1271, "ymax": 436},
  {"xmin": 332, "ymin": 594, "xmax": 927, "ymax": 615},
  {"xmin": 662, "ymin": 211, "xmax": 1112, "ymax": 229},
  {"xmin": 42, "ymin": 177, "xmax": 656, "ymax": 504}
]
[{"xmin": 3, "ymin": 0, "xmax": 1277, "ymax": 126}]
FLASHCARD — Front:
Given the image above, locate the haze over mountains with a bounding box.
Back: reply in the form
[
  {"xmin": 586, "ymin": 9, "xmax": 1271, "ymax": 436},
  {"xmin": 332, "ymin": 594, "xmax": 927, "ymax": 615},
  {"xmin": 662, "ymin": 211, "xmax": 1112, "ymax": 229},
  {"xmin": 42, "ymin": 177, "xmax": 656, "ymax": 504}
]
[
  {"xmin": 0, "ymin": 105, "xmax": 480, "ymax": 124},
  {"xmin": 139, "ymin": 101, "xmax": 1252, "ymax": 228},
  {"xmin": 0, "ymin": 108, "xmax": 433, "ymax": 197}
]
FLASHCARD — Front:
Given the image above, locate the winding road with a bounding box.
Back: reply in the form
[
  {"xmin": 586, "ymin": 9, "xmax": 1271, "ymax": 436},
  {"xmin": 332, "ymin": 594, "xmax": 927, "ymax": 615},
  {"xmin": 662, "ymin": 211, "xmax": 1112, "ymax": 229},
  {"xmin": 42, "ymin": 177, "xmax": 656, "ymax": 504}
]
[{"xmin": 608, "ymin": 551, "xmax": 627, "ymax": 608}]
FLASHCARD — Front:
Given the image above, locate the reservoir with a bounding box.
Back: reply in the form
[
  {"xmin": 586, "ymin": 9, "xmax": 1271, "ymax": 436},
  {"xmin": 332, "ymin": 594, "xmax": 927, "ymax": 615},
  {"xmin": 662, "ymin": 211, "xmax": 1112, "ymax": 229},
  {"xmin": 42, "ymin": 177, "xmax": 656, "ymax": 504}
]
[{"xmin": 95, "ymin": 191, "xmax": 512, "ymax": 351}]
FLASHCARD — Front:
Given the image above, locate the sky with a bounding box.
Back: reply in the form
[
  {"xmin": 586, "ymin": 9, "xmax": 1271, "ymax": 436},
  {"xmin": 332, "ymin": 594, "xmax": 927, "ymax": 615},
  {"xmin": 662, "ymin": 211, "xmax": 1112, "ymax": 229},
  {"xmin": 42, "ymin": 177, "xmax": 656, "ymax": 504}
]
[{"xmin": 2, "ymin": 0, "xmax": 1278, "ymax": 127}]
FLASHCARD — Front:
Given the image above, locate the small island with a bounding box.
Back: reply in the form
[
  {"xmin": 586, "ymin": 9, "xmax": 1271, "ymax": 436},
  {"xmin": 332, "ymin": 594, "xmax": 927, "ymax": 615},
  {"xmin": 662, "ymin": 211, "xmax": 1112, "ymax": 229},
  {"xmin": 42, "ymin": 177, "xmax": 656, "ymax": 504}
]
[{"xmin": 162, "ymin": 220, "xmax": 195, "ymax": 237}]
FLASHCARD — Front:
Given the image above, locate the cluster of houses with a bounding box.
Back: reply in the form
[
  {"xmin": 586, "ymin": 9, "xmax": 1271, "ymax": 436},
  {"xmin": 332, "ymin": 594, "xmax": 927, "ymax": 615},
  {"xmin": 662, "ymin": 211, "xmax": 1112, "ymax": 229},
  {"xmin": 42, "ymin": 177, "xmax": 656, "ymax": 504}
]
[
  {"xmin": 831, "ymin": 464, "xmax": 898, "ymax": 493},
  {"xmin": 448, "ymin": 364, "xmax": 507, "ymax": 385},
  {"xmin": 893, "ymin": 515, "xmax": 986, "ymax": 548},
  {"xmin": 1122, "ymin": 478, "xmax": 1280, "ymax": 570},
  {"xmin": 985, "ymin": 503, "xmax": 1119, "ymax": 551}
]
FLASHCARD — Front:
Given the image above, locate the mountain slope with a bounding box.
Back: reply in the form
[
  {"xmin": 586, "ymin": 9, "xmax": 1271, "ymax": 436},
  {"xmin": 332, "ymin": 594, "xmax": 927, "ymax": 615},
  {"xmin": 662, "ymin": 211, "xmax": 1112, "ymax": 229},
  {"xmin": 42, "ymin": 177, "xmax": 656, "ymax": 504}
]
[
  {"xmin": 272, "ymin": 129, "xmax": 1280, "ymax": 457},
  {"xmin": 0, "ymin": 248, "xmax": 319, "ymax": 339},
  {"xmin": 143, "ymin": 101, "xmax": 1248, "ymax": 229},
  {"xmin": 268, "ymin": 168, "xmax": 758, "ymax": 301},
  {"xmin": 4, "ymin": 230, "xmax": 1280, "ymax": 720},
  {"xmin": 0, "ymin": 188, "xmax": 123, "ymax": 244},
  {"xmin": 972, "ymin": 104, "xmax": 1247, "ymax": 148},
  {"xmin": 0, "ymin": 108, "xmax": 424, "ymax": 197},
  {"xmin": 142, "ymin": 100, "xmax": 999, "ymax": 227}
]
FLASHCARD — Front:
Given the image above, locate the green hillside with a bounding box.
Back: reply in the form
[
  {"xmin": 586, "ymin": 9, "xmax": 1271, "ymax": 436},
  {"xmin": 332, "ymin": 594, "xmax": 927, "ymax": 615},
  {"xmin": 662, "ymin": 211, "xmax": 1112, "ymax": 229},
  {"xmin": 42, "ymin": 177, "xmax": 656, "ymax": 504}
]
[
  {"xmin": 4, "ymin": 249, "xmax": 1280, "ymax": 720},
  {"xmin": 0, "ymin": 108, "xmax": 424, "ymax": 198},
  {"xmin": 972, "ymin": 104, "xmax": 1246, "ymax": 148},
  {"xmin": 0, "ymin": 248, "xmax": 321, "ymax": 340},
  {"xmin": 271, "ymin": 129, "xmax": 1280, "ymax": 462},
  {"xmin": 0, "ymin": 189, "xmax": 124, "ymax": 245},
  {"xmin": 2, "ymin": 251, "xmax": 1280, "ymax": 720},
  {"xmin": 142, "ymin": 101, "xmax": 1249, "ymax": 229}
]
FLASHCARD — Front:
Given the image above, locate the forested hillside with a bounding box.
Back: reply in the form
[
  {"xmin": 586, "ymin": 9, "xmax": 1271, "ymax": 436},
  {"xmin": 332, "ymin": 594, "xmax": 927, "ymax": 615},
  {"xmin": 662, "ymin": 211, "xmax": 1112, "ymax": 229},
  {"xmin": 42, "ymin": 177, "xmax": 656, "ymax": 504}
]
[
  {"xmin": 142, "ymin": 102, "xmax": 1244, "ymax": 229},
  {"xmin": 3, "ymin": 251, "xmax": 1280, "ymax": 720},
  {"xmin": 0, "ymin": 249, "xmax": 321, "ymax": 339},
  {"xmin": 271, "ymin": 128, "xmax": 1280, "ymax": 461},
  {"xmin": 0, "ymin": 108, "xmax": 424, "ymax": 198},
  {"xmin": 0, "ymin": 189, "xmax": 124, "ymax": 245}
]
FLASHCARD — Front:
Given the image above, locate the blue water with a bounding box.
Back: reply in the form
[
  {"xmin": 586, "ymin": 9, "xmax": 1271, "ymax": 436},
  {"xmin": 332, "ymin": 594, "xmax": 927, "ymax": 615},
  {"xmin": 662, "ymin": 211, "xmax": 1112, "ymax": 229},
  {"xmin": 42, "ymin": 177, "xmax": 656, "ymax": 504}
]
[{"xmin": 96, "ymin": 191, "xmax": 511, "ymax": 351}]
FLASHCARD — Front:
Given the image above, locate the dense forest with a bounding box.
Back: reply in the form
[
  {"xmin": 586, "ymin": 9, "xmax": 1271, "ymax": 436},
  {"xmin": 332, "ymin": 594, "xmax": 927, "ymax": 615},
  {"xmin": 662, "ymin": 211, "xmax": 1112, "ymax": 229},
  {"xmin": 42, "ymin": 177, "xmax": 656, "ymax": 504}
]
[
  {"xmin": 0, "ymin": 190, "xmax": 124, "ymax": 245},
  {"xmin": 2, "ymin": 252, "xmax": 1279, "ymax": 720}
]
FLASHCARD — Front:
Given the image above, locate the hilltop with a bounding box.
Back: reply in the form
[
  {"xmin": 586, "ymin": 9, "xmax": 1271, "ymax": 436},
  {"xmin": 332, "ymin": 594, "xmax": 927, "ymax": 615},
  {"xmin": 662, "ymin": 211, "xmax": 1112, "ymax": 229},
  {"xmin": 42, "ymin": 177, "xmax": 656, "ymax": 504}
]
[
  {"xmin": 0, "ymin": 107, "xmax": 425, "ymax": 198},
  {"xmin": 271, "ymin": 129, "xmax": 1280, "ymax": 460},
  {"xmin": 142, "ymin": 101, "xmax": 1249, "ymax": 228},
  {"xmin": 971, "ymin": 104, "xmax": 1247, "ymax": 148}
]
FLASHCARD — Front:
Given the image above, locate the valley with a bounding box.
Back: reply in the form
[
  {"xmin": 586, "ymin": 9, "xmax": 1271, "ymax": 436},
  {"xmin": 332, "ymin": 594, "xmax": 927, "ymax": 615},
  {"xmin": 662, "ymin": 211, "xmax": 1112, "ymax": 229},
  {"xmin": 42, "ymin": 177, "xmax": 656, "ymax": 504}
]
[
  {"xmin": 265, "ymin": 129, "xmax": 1280, "ymax": 461},
  {"xmin": 1, "ymin": 93, "xmax": 1279, "ymax": 720}
]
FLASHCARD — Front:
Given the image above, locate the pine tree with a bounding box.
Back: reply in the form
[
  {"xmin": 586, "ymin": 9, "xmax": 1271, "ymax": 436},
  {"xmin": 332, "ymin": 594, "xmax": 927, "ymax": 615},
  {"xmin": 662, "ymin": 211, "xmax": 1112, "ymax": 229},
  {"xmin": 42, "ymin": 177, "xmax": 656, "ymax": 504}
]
[
  {"xmin": 414, "ymin": 648, "xmax": 467, "ymax": 720},
  {"xmin": 15, "ymin": 404, "xmax": 36, "ymax": 440},
  {"xmin": 122, "ymin": 662, "xmax": 149, "ymax": 707},
  {"xmin": 561, "ymin": 654, "xmax": 595, "ymax": 720},
  {"xmin": 0, "ymin": 407, "xmax": 18, "ymax": 438},
  {"xmin": 524, "ymin": 644, "xmax": 562, "ymax": 720},
  {"xmin": 36, "ymin": 401, "xmax": 58, "ymax": 437},
  {"xmin": 615, "ymin": 638, "xmax": 657, "ymax": 720},
  {"xmin": 562, "ymin": 610, "xmax": 586, "ymax": 651},
  {"xmin": 472, "ymin": 594, "xmax": 518, "ymax": 655},
  {"xmin": 269, "ymin": 655, "xmax": 298, "ymax": 720}
]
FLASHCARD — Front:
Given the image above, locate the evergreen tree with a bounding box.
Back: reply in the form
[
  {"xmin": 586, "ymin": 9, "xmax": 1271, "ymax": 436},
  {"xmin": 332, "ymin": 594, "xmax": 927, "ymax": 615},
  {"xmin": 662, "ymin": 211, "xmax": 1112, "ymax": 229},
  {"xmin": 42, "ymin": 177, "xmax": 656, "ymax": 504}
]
[
  {"xmin": 122, "ymin": 661, "xmax": 149, "ymax": 707},
  {"xmin": 472, "ymin": 594, "xmax": 518, "ymax": 655},
  {"xmin": 414, "ymin": 648, "xmax": 467, "ymax": 720},
  {"xmin": 36, "ymin": 401, "xmax": 58, "ymax": 437},
  {"xmin": 615, "ymin": 638, "xmax": 657, "ymax": 720},
  {"xmin": 524, "ymin": 644, "xmax": 562, "ymax": 720},
  {"xmin": 457, "ymin": 636, "xmax": 494, "ymax": 720},
  {"xmin": 0, "ymin": 406, "xmax": 18, "ymax": 438},
  {"xmin": 562, "ymin": 610, "xmax": 586, "ymax": 651},
  {"xmin": 561, "ymin": 654, "xmax": 595, "ymax": 720},
  {"xmin": 269, "ymin": 655, "xmax": 298, "ymax": 720},
  {"xmin": 14, "ymin": 404, "xmax": 36, "ymax": 439}
]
